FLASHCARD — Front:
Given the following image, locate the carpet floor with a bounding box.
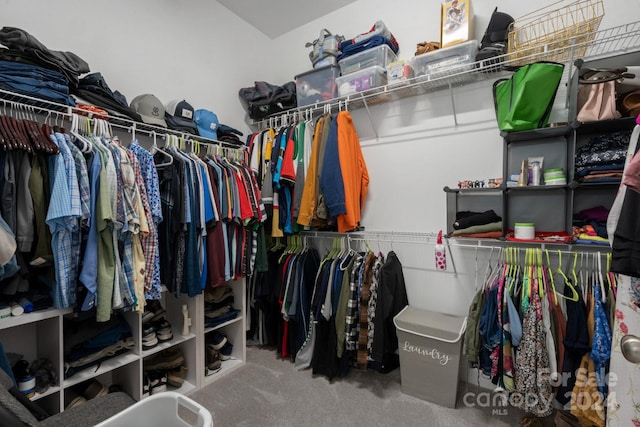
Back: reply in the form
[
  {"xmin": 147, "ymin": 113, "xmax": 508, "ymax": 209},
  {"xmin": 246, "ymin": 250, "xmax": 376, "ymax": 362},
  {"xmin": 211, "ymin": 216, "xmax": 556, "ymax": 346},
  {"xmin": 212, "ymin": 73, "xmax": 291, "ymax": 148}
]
[{"xmin": 189, "ymin": 346, "xmax": 533, "ymax": 427}]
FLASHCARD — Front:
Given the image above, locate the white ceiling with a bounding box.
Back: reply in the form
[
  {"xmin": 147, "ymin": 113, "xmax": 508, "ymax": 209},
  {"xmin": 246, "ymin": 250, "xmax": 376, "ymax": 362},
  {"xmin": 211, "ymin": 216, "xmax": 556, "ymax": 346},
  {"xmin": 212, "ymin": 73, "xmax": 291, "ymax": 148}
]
[{"xmin": 217, "ymin": 0, "xmax": 358, "ymax": 38}]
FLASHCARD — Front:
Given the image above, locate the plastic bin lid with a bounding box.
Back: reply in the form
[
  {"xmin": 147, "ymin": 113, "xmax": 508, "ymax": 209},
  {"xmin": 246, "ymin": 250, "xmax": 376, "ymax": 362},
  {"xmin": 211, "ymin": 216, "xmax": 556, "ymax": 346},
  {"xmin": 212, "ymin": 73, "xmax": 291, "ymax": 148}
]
[{"xmin": 393, "ymin": 305, "xmax": 467, "ymax": 343}]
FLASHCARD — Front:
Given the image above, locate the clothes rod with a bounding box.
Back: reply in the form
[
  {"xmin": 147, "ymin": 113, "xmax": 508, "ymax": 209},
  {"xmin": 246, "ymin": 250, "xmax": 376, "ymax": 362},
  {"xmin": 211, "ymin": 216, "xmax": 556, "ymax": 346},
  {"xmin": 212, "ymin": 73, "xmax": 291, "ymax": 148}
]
[
  {"xmin": 0, "ymin": 88, "xmax": 244, "ymax": 150},
  {"xmin": 299, "ymin": 231, "xmax": 610, "ymax": 255}
]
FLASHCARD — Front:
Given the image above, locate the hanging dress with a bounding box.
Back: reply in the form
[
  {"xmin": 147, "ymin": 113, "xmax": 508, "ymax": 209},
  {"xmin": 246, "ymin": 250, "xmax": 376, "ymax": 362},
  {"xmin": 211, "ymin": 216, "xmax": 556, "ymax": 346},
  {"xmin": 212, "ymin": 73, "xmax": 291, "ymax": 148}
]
[{"xmin": 512, "ymin": 277, "xmax": 554, "ymax": 417}]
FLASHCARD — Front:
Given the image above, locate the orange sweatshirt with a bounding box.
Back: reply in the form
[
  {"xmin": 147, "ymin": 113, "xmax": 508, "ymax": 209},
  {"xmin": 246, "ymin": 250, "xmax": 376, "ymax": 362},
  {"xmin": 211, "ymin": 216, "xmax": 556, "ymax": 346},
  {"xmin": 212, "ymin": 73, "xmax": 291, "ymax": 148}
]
[{"xmin": 336, "ymin": 111, "xmax": 369, "ymax": 232}]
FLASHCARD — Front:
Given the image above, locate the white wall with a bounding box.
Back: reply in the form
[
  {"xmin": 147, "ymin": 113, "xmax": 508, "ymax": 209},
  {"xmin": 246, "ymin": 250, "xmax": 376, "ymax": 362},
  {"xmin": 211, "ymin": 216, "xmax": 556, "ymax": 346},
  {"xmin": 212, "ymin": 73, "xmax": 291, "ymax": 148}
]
[{"xmin": 1, "ymin": 0, "xmax": 276, "ymax": 131}]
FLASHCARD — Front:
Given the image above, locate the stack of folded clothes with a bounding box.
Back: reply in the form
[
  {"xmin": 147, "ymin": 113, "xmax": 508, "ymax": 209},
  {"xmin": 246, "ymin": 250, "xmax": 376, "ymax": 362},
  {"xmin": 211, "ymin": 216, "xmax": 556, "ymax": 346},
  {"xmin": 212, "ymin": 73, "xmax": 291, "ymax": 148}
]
[
  {"xmin": 572, "ymin": 205, "xmax": 610, "ymax": 245},
  {"xmin": 0, "ymin": 26, "xmax": 89, "ymax": 91},
  {"xmin": 337, "ymin": 20, "xmax": 399, "ymax": 61},
  {"xmin": 217, "ymin": 124, "xmax": 244, "ymax": 146},
  {"xmin": 73, "ymin": 72, "xmax": 141, "ymax": 122},
  {"xmin": 575, "ymin": 131, "xmax": 632, "ymax": 183},
  {"xmin": 0, "ymin": 59, "xmax": 76, "ymax": 105},
  {"xmin": 204, "ymin": 285, "xmax": 240, "ymax": 329},
  {"xmin": 63, "ymin": 313, "xmax": 134, "ymax": 379},
  {"xmin": 449, "ymin": 209, "xmax": 502, "ymax": 238}
]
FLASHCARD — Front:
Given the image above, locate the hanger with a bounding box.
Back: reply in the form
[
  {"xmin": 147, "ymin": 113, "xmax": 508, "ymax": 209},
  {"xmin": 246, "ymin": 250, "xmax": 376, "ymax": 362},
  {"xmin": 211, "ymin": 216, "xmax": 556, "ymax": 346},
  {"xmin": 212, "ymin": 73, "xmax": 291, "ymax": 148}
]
[
  {"xmin": 553, "ymin": 250, "xmax": 579, "ymax": 303},
  {"xmin": 596, "ymin": 252, "xmax": 606, "ymax": 303},
  {"xmin": 152, "ymin": 131, "xmax": 173, "ymax": 168},
  {"xmin": 606, "ymin": 253, "xmax": 617, "ymax": 299},
  {"xmin": 69, "ymin": 113, "xmax": 93, "ymax": 154}
]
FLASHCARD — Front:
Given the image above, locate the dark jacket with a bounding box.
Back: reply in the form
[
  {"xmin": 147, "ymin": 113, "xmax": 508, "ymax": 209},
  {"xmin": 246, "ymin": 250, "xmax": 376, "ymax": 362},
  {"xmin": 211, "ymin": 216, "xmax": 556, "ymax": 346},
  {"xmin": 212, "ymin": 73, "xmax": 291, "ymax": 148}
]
[{"xmin": 371, "ymin": 251, "xmax": 408, "ymax": 373}]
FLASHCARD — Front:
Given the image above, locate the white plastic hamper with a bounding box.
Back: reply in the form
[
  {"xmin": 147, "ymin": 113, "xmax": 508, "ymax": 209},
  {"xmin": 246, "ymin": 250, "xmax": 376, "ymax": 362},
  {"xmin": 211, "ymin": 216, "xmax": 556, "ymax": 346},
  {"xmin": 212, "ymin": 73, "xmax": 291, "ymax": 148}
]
[
  {"xmin": 95, "ymin": 391, "xmax": 213, "ymax": 427},
  {"xmin": 393, "ymin": 306, "xmax": 467, "ymax": 408}
]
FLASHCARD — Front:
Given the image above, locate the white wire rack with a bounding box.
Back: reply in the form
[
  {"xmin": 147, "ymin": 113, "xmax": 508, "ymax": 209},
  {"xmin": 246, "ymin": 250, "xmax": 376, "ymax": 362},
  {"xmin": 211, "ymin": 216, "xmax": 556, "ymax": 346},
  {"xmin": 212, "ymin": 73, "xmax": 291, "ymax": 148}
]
[
  {"xmin": 0, "ymin": 87, "xmax": 245, "ymax": 150},
  {"xmin": 253, "ymin": 20, "xmax": 640, "ymax": 134}
]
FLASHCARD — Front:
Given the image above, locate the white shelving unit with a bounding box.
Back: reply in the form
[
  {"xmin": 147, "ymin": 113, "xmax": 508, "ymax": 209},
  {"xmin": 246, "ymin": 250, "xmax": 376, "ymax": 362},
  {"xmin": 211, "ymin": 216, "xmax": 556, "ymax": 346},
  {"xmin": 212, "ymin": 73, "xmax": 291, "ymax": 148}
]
[{"xmin": 0, "ymin": 278, "xmax": 246, "ymax": 415}]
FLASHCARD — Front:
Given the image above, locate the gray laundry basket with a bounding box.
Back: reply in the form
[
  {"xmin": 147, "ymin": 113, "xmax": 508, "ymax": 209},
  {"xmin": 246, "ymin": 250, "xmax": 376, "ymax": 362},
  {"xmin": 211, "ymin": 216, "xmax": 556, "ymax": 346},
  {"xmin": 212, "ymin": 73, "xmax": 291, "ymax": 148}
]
[{"xmin": 393, "ymin": 305, "xmax": 467, "ymax": 408}]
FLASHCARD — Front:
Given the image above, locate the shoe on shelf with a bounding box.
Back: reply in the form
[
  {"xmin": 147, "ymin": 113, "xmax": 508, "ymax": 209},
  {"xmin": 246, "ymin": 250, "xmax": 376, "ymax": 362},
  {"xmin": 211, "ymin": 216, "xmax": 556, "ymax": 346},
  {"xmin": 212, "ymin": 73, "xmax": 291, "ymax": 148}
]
[
  {"xmin": 207, "ymin": 331, "xmax": 227, "ymax": 350},
  {"xmin": 167, "ymin": 365, "xmax": 188, "ymax": 388},
  {"xmin": 153, "ymin": 319, "xmax": 173, "ymax": 342},
  {"xmin": 146, "ymin": 300, "xmax": 166, "ymax": 322},
  {"xmin": 64, "ymin": 389, "xmax": 87, "ymax": 409},
  {"xmin": 206, "ymin": 345, "xmax": 222, "ymax": 373},
  {"xmin": 148, "ymin": 370, "xmax": 167, "ymax": 395},
  {"xmin": 144, "ymin": 347, "xmax": 185, "ymax": 371},
  {"xmin": 81, "ymin": 379, "xmax": 109, "ymax": 400},
  {"xmin": 219, "ymin": 342, "xmax": 233, "ymax": 361},
  {"xmin": 142, "ymin": 325, "xmax": 159, "ymax": 351}
]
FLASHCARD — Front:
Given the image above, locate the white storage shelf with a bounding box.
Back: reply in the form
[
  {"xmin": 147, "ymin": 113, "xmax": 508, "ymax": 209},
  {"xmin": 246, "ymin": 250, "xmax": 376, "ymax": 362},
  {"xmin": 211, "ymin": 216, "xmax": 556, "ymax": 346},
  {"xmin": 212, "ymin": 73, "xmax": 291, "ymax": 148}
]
[{"xmin": 0, "ymin": 276, "xmax": 246, "ymax": 416}]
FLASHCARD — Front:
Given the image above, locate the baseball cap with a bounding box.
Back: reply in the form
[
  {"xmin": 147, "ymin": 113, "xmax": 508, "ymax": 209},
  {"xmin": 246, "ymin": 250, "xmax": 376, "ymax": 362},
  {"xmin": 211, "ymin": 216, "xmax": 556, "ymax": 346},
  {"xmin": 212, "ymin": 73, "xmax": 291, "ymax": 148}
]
[
  {"xmin": 130, "ymin": 94, "xmax": 167, "ymax": 127},
  {"xmin": 194, "ymin": 109, "xmax": 219, "ymax": 141},
  {"xmin": 164, "ymin": 99, "xmax": 198, "ymax": 134}
]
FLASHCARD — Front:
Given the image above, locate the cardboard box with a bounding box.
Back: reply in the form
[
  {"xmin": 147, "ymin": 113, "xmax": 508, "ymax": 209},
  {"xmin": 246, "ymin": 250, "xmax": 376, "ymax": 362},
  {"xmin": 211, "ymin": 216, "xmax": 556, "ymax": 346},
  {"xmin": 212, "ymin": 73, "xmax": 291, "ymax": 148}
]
[{"xmin": 441, "ymin": 0, "xmax": 474, "ymax": 48}]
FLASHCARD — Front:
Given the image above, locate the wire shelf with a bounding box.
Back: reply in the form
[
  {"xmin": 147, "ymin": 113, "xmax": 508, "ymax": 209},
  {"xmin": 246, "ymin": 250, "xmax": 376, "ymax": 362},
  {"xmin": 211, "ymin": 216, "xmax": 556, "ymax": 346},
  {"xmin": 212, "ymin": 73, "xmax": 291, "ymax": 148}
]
[
  {"xmin": 0, "ymin": 88, "xmax": 245, "ymax": 149},
  {"xmin": 252, "ymin": 20, "xmax": 640, "ymax": 129}
]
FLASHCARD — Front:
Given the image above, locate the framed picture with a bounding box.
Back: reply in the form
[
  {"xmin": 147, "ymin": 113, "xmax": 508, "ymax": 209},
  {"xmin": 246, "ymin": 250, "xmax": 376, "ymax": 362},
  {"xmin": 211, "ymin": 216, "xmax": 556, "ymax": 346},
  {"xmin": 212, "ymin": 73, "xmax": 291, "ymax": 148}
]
[{"xmin": 441, "ymin": 0, "xmax": 474, "ymax": 48}]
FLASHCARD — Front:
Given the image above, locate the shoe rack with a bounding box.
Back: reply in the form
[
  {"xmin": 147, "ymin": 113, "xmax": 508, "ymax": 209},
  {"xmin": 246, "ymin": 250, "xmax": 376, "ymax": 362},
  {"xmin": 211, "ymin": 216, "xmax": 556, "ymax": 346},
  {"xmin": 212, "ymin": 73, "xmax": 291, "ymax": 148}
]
[{"xmin": 0, "ymin": 278, "xmax": 246, "ymax": 416}]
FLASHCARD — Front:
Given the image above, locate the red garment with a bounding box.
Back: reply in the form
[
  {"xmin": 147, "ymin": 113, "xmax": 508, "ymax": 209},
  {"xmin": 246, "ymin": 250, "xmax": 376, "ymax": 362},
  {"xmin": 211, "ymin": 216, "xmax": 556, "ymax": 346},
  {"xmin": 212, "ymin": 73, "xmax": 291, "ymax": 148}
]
[
  {"xmin": 205, "ymin": 166, "xmax": 226, "ymax": 288},
  {"xmin": 280, "ymin": 127, "xmax": 296, "ymax": 184}
]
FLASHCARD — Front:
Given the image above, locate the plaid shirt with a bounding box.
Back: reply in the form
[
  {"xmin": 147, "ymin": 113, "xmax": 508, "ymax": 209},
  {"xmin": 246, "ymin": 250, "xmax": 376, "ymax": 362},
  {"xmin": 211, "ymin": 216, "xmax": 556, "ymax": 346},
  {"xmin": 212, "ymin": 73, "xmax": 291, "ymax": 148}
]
[
  {"xmin": 63, "ymin": 134, "xmax": 91, "ymax": 228},
  {"xmin": 129, "ymin": 152, "xmax": 161, "ymax": 301},
  {"xmin": 345, "ymin": 254, "xmax": 364, "ymax": 351},
  {"xmin": 46, "ymin": 134, "xmax": 81, "ymax": 309}
]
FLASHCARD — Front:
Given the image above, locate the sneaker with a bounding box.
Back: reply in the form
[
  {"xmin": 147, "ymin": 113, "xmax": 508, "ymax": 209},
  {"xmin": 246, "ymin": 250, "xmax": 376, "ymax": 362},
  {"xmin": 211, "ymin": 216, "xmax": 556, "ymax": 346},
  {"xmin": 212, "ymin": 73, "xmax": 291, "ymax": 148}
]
[
  {"xmin": 207, "ymin": 331, "xmax": 227, "ymax": 350},
  {"xmin": 148, "ymin": 370, "xmax": 167, "ymax": 395},
  {"xmin": 219, "ymin": 342, "xmax": 233, "ymax": 361},
  {"xmin": 81, "ymin": 379, "xmax": 108, "ymax": 400},
  {"xmin": 146, "ymin": 300, "xmax": 166, "ymax": 322},
  {"xmin": 144, "ymin": 347, "xmax": 185, "ymax": 371},
  {"xmin": 153, "ymin": 319, "xmax": 173, "ymax": 342},
  {"xmin": 142, "ymin": 326, "xmax": 159, "ymax": 351},
  {"xmin": 206, "ymin": 345, "xmax": 222, "ymax": 372}
]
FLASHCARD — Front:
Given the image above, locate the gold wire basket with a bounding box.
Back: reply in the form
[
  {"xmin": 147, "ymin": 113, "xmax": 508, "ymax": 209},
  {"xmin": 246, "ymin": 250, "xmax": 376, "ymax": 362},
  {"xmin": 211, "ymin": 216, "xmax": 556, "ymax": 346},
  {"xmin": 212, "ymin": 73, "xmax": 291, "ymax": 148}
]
[{"xmin": 507, "ymin": 0, "xmax": 605, "ymax": 65}]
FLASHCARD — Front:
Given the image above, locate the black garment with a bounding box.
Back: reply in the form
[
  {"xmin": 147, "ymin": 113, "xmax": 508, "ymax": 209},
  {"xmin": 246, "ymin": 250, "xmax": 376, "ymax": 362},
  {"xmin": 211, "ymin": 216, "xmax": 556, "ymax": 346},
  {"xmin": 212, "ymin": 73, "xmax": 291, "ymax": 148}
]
[
  {"xmin": 74, "ymin": 73, "xmax": 141, "ymax": 122},
  {"xmin": 453, "ymin": 209, "xmax": 502, "ymax": 230},
  {"xmin": 311, "ymin": 317, "xmax": 339, "ymax": 380},
  {"xmin": 556, "ymin": 287, "xmax": 590, "ymax": 405},
  {"xmin": 155, "ymin": 153, "xmax": 183, "ymax": 293},
  {"xmin": 611, "ymin": 187, "xmax": 640, "ymax": 277},
  {"xmin": 371, "ymin": 251, "xmax": 408, "ymax": 373},
  {"xmin": 0, "ymin": 27, "xmax": 90, "ymax": 88}
]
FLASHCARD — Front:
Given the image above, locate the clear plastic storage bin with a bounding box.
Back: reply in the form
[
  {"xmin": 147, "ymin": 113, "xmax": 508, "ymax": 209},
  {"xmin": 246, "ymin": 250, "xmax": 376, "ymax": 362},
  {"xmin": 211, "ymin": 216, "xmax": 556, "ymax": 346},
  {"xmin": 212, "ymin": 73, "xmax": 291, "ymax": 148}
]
[
  {"xmin": 338, "ymin": 44, "xmax": 397, "ymax": 75},
  {"xmin": 336, "ymin": 65, "xmax": 387, "ymax": 96},
  {"xmin": 295, "ymin": 65, "xmax": 340, "ymax": 107},
  {"xmin": 411, "ymin": 40, "xmax": 479, "ymax": 87}
]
